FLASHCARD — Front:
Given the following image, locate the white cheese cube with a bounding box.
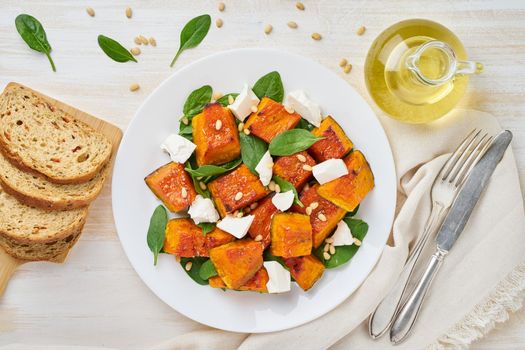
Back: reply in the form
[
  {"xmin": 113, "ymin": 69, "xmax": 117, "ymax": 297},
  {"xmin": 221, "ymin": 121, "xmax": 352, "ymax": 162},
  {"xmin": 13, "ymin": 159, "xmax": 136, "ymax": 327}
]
[
  {"xmin": 271, "ymin": 191, "xmax": 294, "ymax": 211},
  {"xmin": 160, "ymin": 134, "xmax": 196, "ymax": 164},
  {"xmin": 228, "ymin": 84, "xmax": 260, "ymax": 122},
  {"xmin": 216, "ymin": 215, "xmax": 255, "ymax": 239},
  {"xmin": 332, "ymin": 221, "xmax": 354, "ymax": 246},
  {"xmin": 312, "ymin": 159, "xmax": 349, "ymax": 185},
  {"xmin": 285, "ymin": 90, "xmax": 322, "ymax": 127},
  {"xmin": 255, "ymin": 151, "xmax": 273, "ymax": 186},
  {"xmin": 188, "ymin": 195, "xmax": 220, "ymax": 224},
  {"xmin": 263, "ymin": 261, "xmax": 291, "ymax": 294}
]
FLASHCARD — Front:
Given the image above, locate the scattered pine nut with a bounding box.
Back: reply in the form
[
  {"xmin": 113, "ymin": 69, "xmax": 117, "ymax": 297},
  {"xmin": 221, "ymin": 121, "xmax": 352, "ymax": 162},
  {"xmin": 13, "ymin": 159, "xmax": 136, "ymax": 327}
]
[
  {"xmin": 181, "ymin": 117, "xmax": 189, "ymax": 125},
  {"xmin": 134, "ymin": 36, "xmax": 142, "ymax": 45},
  {"xmin": 216, "ymin": 18, "xmax": 223, "ymax": 28},
  {"xmin": 323, "ymin": 252, "xmax": 331, "ymax": 260},
  {"xmin": 250, "ymin": 105, "xmax": 258, "ymax": 113},
  {"xmin": 344, "ymin": 64, "xmax": 353, "ymax": 74},
  {"xmin": 268, "ymin": 181, "xmax": 276, "ymax": 191},
  {"xmin": 264, "ymin": 24, "xmax": 273, "ymax": 35},
  {"xmin": 215, "ymin": 119, "xmax": 223, "ymax": 130},
  {"xmin": 297, "ymin": 154, "xmax": 307, "ymax": 162},
  {"xmin": 354, "ymin": 238, "xmax": 362, "ymax": 246},
  {"xmin": 305, "ymin": 206, "xmax": 313, "ymax": 215},
  {"xmin": 254, "ymin": 234, "xmax": 263, "ymax": 242},
  {"xmin": 325, "ymin": 237, "xmax": 334, "ymax": 244},
  {"xmin": 139, "ymin": 35, "xmax": 148, "ymax": 45},
  {"xmin": 235, "ymin": 192, "xmax": 243, "ymax": 201},
  {"xmin": 185, "ymin": 261, "xmax": 193, "ymax": 271},
  {"xmin": 130, "ymin": 47, "xmax": 141, "ymax": 56},
  {"xmin": 250, "ymin": 202, "xmax": 258, "ymax": 210},
  {"xmin": 243, "ymin": 128, "xmax": 251, "ymax": 135},
  {"xmin": 212, "ymin": 92, "xmax": 223, "ymax": 100},
  {"xmin": 228, "ymin": 95, "xmax": 235, "ymax": 104},
  {"xmin": 196, "ymin": 176, "xmax": 203, "ymax": 180},
  {"xmin": 329, "ymin": 244, "xmax": 336, "ymax": 255},
  {"xmin": 238, "ymin": 122, "xmax": 244, "ymax": 132},
  {"xmin": 274, "ymin": 184, "xmax": 281, "ymax": 193},
  {"xmin": 199, "ymin": 181, "xmax": 207, "ymax": 190},
  {"xmin": 318, "ymin": 213, "xmax": 327, "ymax": 222},
  {"xmin": 287, "ymin": 21, "xmax": 298, "ymax": 29},
  {"xmin": 236, "ymin": 211, "xmax": 244, "ymax": 218},
  {"xmin": 339, "ymin": 58, "xmax": 348, "ymax": 67},
  {"xmin": 218, "ymin": 2, "xmax": 225, "ymax": 11},
  {"xmin": 296, "ymin": 1, "xmax": 305, "ymax": 10},
  {"xmin": 302, "ymin": 164, "xmax": 313, "ymax": 171},
  {"xmin": 356, "ymin": 26, "xmax": 366, "ymax": 36},
  {"xmin": 310, "ymin": 201, "xmax": 319, "ymax": 209},
  {"xmin": 149, "ymin": 37, "xmax": 157, "ymax": 46},
  {"xmin": 125, "ymin": 7, "xmax": 132, "ymax": 18},
  {"xmin": 86, "ymin": 7, "xmax": 95, "ymax": 17},
  {"xmin": 129, "ymin": 83, "xmax": 140, "ymax": 92},
  {"xmin": 311, "ymin": 32, "xmax": 322, "ymax": 41},
  {"xmin": 323, "ymin": 244, "xmax": 330, "ymax": 252},
  {"xmin": 181, "ymin": 188, "xmax": 188, "ymax": 198},
  {"xmin": 284, "ymin": 105, "xmax": 295, "ymax": 114}
]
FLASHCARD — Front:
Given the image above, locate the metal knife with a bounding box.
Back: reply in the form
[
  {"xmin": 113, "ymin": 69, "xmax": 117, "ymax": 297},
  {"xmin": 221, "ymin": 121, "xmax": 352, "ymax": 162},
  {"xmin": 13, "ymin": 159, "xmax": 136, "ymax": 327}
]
[{"xmin": 389, "ymin": 130, "xmax": 513, "ymax": 344}]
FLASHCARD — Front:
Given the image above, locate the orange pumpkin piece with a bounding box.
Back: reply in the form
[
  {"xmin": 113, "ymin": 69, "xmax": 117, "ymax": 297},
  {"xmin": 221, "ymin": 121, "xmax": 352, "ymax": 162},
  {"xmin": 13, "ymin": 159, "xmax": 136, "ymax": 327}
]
[
  {"xmin": 144, "ymin": 162, "xmax": 196, "ymax": 212},
  {"xmin": 208, "ymin": 164, "xmax": 269, "ymax": 217},
  {"xmin": 284, "ymin": 255, "xmax": 325, "ymax": 291},
  {"xmin": 318, "ymin": 150, "xmax": 374, "ymax": 212},
  {"xmin": 308, "ymin": 116, "xmax": 353, "ymax": 162},
  {"xmin": 205, "ymin": 227, "xmax": 236, "ymax": 251},
  {"xmin": 209, "ymin": 267, "xmax": 269, "ymax": 293},
  {"xmin": 292, "ymin": 184, "xmax": 346, "ymax": 248},
  {"xmin": 247, "ymin": 196, "xmax": 279, "ymax": 248},
  {"xmin": 192, "ymin": 103, "xmax": 241, "ymax": 166},
  {"xmin": 209, "ymin": 239, "xmax": 264, "ymax": 289},
  {"xmin": 243, "ymin": 97, "xmax": 301, "ymax": 143},
  {"xmin": 273, "ymin": 151, "xmax": 316, "ymax": 190},
  {"xmin": 270, "ymin": 213, "xmax": 312, "ymax": 258}
]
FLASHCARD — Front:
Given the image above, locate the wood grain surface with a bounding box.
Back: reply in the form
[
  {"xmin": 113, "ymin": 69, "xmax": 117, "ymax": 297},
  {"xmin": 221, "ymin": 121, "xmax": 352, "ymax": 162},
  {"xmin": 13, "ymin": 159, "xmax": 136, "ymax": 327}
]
[{"xmin": 0, "ymin": 0, "xmax": 523, "ymax": 348}]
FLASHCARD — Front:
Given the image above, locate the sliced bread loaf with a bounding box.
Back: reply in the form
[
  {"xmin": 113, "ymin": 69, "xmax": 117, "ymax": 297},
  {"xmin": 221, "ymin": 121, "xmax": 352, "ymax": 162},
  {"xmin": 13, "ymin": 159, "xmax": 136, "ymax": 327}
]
[
  {"xmin": 0, "ymin": 187, "xmax": 88, "ymax": 260},
  {"xmin": 0, "ymin": 151, "xmax": 108, "ymax": 210},
  {"xmin": 0, "ymin": 84, "xmax": 112, "ymax": 184}
]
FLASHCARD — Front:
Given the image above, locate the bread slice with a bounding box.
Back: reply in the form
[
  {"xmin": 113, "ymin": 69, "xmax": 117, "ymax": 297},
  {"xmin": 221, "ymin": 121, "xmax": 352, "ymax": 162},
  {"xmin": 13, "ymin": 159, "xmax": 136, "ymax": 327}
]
[
  {"xmin": 0, "ymin": 150, "xmax": 109, "ymax": 210},
  {"xmin": 0, "ymin": 187, "xmax": 88, "ymax": 260},
  {"xmin": 0, "ymin": 84, "xmax": 112, "ymax": 184}
]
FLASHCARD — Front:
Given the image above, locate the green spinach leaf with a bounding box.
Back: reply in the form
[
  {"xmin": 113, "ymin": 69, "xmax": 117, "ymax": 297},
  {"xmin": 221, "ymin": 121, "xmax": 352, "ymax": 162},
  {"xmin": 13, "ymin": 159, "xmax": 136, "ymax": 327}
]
[
  {"xmin": 345, "ymin": 204, "xmax": 360, "ymax": 218},
  {"xmin": 197, "ymin": 222, "xmax": 216, "ymax": 235},
  {"xmin": 268, "ymin": 129, "xmax": 323, "ymax": 156},
  {"xmin": 183, "ymin": 85, "xmax": 212, "ymax": 118},
  {"xmin": 180, "ymin": 257, "xmax": 209, "ymax": 285},
  {"xmin": 146, "ymin": 205, "xmax": 168, "ymax": 266},
  {"xmin": 15, "ymin": 14, "xmax": 56, "ymax": 71},
  {"xmin": 217, "ymin": 93, "xmax": 239, "ymax": 106},
  {"xmin": 252, "ymin": 71, "xmax": 284, "ymax": 102},
  {"xmin": 240, "ymin": 132, "xmax": 268, "ymax": 175},
  {"xmin": 170, "ymin": 14, "xmax": 211, "ymax": 67},
  {"xmin": 179, "ymin": 121, "xmax": 193, "ymax": 141},
  {"xmin": 97, "ymin": 34, "xmax": 137, "ymax": 63},
  {"xmin": 272, "ymin": 175, "xmax": 303, "ymax": 207},
  {"xmin": 185, "ymin": 158, "xmax": 241, "ymax": 178},
  {"xmin": 198, "ymin": 259, "xmax": 218, "ymax": 280},
  {"xmin": 296, "ymin": 118, "xmax": 316, "ymax": 131}
]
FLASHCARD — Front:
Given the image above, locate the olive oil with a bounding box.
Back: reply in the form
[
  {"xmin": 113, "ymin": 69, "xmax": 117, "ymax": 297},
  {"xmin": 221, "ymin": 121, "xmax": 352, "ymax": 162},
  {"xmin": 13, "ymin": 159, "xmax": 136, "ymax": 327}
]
[{"xmin": 365, "ymin": 19, "xmax": 482, "ymax": 124}]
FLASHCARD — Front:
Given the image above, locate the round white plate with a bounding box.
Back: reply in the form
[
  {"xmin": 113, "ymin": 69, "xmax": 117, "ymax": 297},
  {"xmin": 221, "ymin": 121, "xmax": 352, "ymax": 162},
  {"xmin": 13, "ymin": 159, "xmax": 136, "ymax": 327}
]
[{"xmin": 112, "ymin": 48, "xmax": 396, "ymax": 333}]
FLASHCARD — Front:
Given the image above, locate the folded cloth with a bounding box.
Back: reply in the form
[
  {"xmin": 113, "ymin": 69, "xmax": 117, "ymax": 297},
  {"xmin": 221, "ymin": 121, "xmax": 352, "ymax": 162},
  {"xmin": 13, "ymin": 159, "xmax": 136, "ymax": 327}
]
[{"xmin": 150, "ymin": 109, "xmax": 525, "ymax": 350}]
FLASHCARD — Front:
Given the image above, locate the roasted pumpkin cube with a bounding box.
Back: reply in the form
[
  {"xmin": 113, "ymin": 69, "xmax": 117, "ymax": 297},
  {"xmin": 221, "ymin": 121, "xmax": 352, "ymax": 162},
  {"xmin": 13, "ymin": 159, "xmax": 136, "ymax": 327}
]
[
  {"xmin": 308, "ymin": 116, "xmax": 353, "ymax": 162},
  {"xmin": 209, "ymin": 267, "xmax": 269, "ymax": 293},
  {"xmin": 205, "ymin": 227, "xmax": 236, "ymax": 251},
  {"xmin": 209, "ymin": 239, "xmax": 264, "ymax": 289},
  {"xmin": 293, "ymin": 184, "xmax": 346, "ymax": 248},
  {"xmin": 145, "ymin": 162, "xmax": 196, "ymax": 212},
  {"xmin": 243, "ymin": 97, "xmax": 301, "ymax": 143},
  {"xmin": 284, "ymin": 255, "xmax": 325, "ymax": 291},
  {"xmin": 318, "ymin": 150, "xmax": 374, "ymax": 212},
  {"xmin": 208, "ymin": 164, "xmax": 269, "ymax": 217},
  {"xmin": 192, "ymin": 103, "xmax": 241, "ymax": 166},
  {"xmin": 163, "ymin": 218, "xmax": 206, "ymax": 257},
  {"xmin": 247, "ymin": 196, "xmax": 279, "ymax": 248},
  {"xmin": 273, "ymin": 151, "xmax": 316, "ymax": 190},
  {"xmin": 270, "ymin": 213, "xmax": 312, "ymax": 258}
]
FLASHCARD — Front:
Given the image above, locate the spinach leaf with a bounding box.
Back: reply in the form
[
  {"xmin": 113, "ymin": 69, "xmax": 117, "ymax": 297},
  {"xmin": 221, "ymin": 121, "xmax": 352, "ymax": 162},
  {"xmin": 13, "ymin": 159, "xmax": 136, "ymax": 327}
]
[
  {"xmin": 185, "ymin": 158, "xmax": 211, "ymax": 198},
  {"xmin": 97, "ymin": 34, "xmax": 137, "ymax": 63},
  {"xmin": 263, "ymin": 248, "xmax": 287, "ymax": 268},
  {"xmin": 185, "ymin": 158, "xmax": 241, "ymax": 178},
  {"xmin": 252, "ymin": 71, "xmax": 284, "ymax": 102},
  {"xmin": 198, "ymin": 222, "xmax": 216, "ymax": 235},
  {"xmin": 179, "ymin": 121, "xmax": 193, "ymax": 141},
  {"xmin": 15, "ymin": 14, "xmax": 56, "ymax": 71},
  {"xmin": 345, "ymin": 204, "xmax": 360, "ymax": 218},
  {"xmin": 268, "ymin": 129, "xmax": 324, "ymax": 156},
  {"xmin": 198, "ymin": 259, "xmax": 218, "ymax": 280},
  {"xmin": 183, "ymin": 85, "xmax": 212, "ymax": 118},
  {"xmin": 240, "ymin": 132, "xmax": 268, "ymax": 175},
  {"xmin": 170, "ymin": 14, "xmax": 211, "ymax": 67},
  {"xmin": 296, "ymin": 118, "xmax": 315, "ymax": 131},
  {"xmin": 272, "ymin": 175, "xmax": 303, "ymax": 207},
  {"xmin": 217, "ymin": 93, "xmax": 239, "ymax": 107},
  {"xmin": 180, "ymin": 257, "xmax": 209, "ymax": 285},
  {"xmin": 146, "ymin": 205, "xmax": 168, "ymax": 266}
]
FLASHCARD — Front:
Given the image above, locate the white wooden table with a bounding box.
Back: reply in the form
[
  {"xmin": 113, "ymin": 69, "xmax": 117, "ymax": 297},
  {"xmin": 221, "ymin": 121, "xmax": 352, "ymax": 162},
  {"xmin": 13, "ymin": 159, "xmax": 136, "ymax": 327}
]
[{"xmin": 0, "ymin": 0, "xmax": 524, "ymax": 348}]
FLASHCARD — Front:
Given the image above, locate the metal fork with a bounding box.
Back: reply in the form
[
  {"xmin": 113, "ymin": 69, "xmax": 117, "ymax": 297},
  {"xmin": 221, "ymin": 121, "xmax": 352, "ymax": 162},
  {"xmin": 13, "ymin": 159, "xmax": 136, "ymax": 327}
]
[{"xmin": 368, "ymin": 129, "xmax": 493, "ymax": 339}]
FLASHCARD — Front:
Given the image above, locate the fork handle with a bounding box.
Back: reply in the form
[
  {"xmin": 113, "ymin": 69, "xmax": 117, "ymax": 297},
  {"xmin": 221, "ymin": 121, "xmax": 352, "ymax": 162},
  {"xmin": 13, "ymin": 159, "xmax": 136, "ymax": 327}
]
[
  {"xmin": 368, "ymin": 203, "xmax": 445, "ymax": 339},
  {"xmin": 390, "ymin": 247, "xmax": 448, "ymax": 344}
]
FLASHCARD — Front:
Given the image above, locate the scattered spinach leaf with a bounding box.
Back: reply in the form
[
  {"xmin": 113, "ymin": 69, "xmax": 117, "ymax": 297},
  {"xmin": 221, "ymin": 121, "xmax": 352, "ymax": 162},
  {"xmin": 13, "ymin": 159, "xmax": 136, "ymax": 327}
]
[
  {"xmin": 345, "ymin": 204, "xmax": 360, "ymax": 218},
  {"xmin": 198, "ymin": 222, "xmax": 216, "ymax": 235},
  {"xmin": 183, "ymin": 85, "xmax": 212, "ymax": 118},
  {"xmin": 97, "ymin": 34, "xmax": 137, "ymax": 63},
  {"xmin": 272, "ymin": 175, "xmax": 303, "ymax": 207},
  {"xmin": 179, "ymin": 121, "xmax": 193, "ymax": 140},
  {"xmin": 185, "ymin": 158, "xmax": 241, "ymax": 178},
  {"xmin": 240, "ymin": 132, "xmax": 268, "ymax": 175},
  {"xmin": 15, "ymin": 14, "xmax": 56, "ymax": 71},
  {"xmin": 185, "ymin": 158, "xmax": 211, "ymax": 198},
  {"xmin": 198, "ymin": 259, "xmax": 218, "ymax": 280},
  {"xmin": 170, "ymin": 14, "xmax": 211, "ymax": 67},
  {"xmin": 268, "ymin": 129, "xmax": 324, "ymax": 156},
  {"xmin": 146, "ymin": 205, "xmax": 168, "ymax": 266},
  {"xmin": 296, "ymin": 118, "xmax": 315, "ymax": 131},
  {"xmin": 180, "ymin": 257, "xmax": 209, "ymax": 285},
  {"xmin": 252, "ymin": 71, "xmax": 284, "ymax": 102},
  {"xmin": 216, "ymin": 93, "xmax": 239, "ymax": 107}
]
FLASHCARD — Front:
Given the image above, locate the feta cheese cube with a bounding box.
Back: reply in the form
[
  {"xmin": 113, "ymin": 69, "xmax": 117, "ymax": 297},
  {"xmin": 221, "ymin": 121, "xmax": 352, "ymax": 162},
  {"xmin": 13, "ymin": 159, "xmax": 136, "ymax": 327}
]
[
  {"xmin": 188, "ymin": 195, "xmax": 220, "ymax": 224},
  {"xmin": 216, "ymin": 215, "xmax": 255, "ymax": 239},
  {"xmin": 255, "ymin": 151, "xmax": 273, "ymax": 186},
  {"xmin": 285, "ymin": 90, "xmax": 322, "ymax": 127},
  {"xmin": 160, "ymin": 134, "xmax": 196, "ymax": 164},
  {"xmin": 332, "ymin": 221, "xmax": 354, "ymax": 246},
  {"xmin": 271, "ymin": 191, "xmax": 294, "ymax": 211},
  {"xmin": 228, "ymin": 84, "xmax": 260, "ymax": 122},
  {"xmin": 264, "ymin": 261, "xmax": 291, "ymax": 293},
  {"xmin": 312, "ymin": 158, "xmax": 349, "ymax": 185}
]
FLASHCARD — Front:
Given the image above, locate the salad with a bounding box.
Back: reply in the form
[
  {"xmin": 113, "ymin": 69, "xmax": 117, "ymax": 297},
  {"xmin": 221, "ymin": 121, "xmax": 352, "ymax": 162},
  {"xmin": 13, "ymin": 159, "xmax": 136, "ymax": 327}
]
[{"xmin": 144, "ymin": 71, "xmax": 374, "ymax": 293}]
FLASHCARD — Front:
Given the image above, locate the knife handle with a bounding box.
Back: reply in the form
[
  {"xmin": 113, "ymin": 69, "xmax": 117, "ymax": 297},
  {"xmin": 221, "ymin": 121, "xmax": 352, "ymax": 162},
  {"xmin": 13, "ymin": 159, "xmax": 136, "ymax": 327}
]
[{"xmin": 390, "ymin": 247, "xmax": 448, "ymax": 344}]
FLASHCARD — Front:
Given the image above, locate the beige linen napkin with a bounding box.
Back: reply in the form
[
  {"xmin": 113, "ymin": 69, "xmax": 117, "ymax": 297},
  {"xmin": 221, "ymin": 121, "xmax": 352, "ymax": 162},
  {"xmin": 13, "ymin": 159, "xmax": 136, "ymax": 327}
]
[{"xmin": 150, "ymin": 109, "xmax": 525, "ymax": 350}]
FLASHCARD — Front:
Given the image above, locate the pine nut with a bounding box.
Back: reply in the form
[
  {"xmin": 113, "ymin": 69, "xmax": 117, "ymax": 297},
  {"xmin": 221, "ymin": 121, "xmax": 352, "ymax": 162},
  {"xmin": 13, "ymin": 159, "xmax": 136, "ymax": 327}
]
[
  {"xmin": 356, "ymin": 26, "xmax": 366, "ymax": 36},
  {"xmin": 149, "ymin": 37, "xmax": 157, "ymax": 46},
  {"xmin": 325, "ymin": 237, "xmax": 334, "ymax": 244},
  {"xmin": 129, "ymin": 83, "xmax": 140, "ymax": 92},
  {"xmin": 302, "ymin": 164, "xmax": 313, "ymax": 171},
  {"xmin": 354, "ymin": 238, "xmax": 362, "ymax": 246},
  {"xmin": 287, "ymin": 21, "xmax": 298, "ymax": 29},
  {"xmin": 323, "ymin": 244, "xmax": 330, "ymax": 252},
  {"xmin": 199, "ymin": 181, "xmax": 207, "ymax": 190},
  {"xmin": 250, "ymin": 105, "xmax": 258, "ymax": 113},
  {"xmin": 305, "ymin": 206, "xmax": 312, "ymax": 215},
  {"xmin": 266, "ymin": 162, "xmax": 274, "ymax": 169},
  {"xmin": 296, "ymin": 1, "xmax": 305, "ymax": 10},
  {"xmin": 218, "ymin": 2, "xmax": 225, "ymax": 11},
  {"xmin": 344, "ymin": 64, "xmax": 353, "ymax": 74},
  {"xmin": 318, "ymin": 213, "xmax": 327, "ymax": 222},
  {"xmin": 139, "ymin": 35, "xmax": 148, "ymax": 45},
  {"xmin": 311, "ymin": 32, "xmax": 322, "ymax": 41},
  {"xmin": 235, "ymin": 192, "xmax": 243, "ymax": 201},
  {"xmin": 215, "ymin": 119, "xmax": 222, "ymax": 130},
  {"xmin": 329, "ymin": 245, "xmax": 336, "ymax": 254},
  {"xmin": 274, "ymin": 184, "xmax": 281, "ymax": 193},
  {"xmin": 284, "ymin": 105, "xmax": 295, "ymax": 114},
  {"xmin": 323, "ymin": 252, "xmax": 331, "ymax": 260},
  {"xmin": 238, "ymin": 122, "xmax": 244, "ymax": 132},
  {"xmin": 125, "ymin": 7, "xmax": 132, "ymax": 18},
  {"xmin": 182, "ymin": 117, "xmax": 189, "ymax": 125},
  {"xmin": 228, "ymin": 95, "xmax": 235, "ymax": 105},
  {"xmin": 196, "ymin": 176, "xmax": 203, "ymax": 180},
  {"xmin": 86, "ymin": 7, "xmax": 95, "ymax": 17},
  {"xmin": 339, "ymin": 58, "xmax": 348, "ymax": 67},
  {"xmin": 134, "ymin": 36, "xmax": 142, "ymax": 45},
  {"xmin": 268, "ymin": 181, "xmax": 276, "ymax": 191},
  {"xmin": 310, "ymin": 201, "xmax": 319, "ymax": 209},
  {"xmin": 181, "ymin": 188, "xmax": 188, "ymax": 198},
  {"xmin": 216, "ymin": 18, "xmax": 223, "ymax": 28},
  {"xmin": 297, "ymin": 154, "xmax": 307, "ymax": 162},
  {"xmin": 264, "ymin": 24, "xmax": 273, "ymax": 35},
  {"xmin": 185, "ymin": 261, "xmax": 193, "ymax": 271},
  {"xmin": 236, "ymin": 211, "xmax": 244, "ymax": 218},
  {"xmin": 303, "ymin": 184, "xmax": 310, "ymax": 192},
  {"xmin": 250, "ymin": 202, "xmax": 258, "ymax": 210},
  {"xmin": 212, "ymin": 92, "xmax": 223, "ymax": 100},
  {"xmin": 254, "ymin": 234, "xmax": 263, "ymax": 242},
  {"xmin": 130, "ymin": 47, "xmax": 141, "ymax": 56},
  {"xmin": 243, "ymin": 128, "xmax": 251, "ymax": 135}
]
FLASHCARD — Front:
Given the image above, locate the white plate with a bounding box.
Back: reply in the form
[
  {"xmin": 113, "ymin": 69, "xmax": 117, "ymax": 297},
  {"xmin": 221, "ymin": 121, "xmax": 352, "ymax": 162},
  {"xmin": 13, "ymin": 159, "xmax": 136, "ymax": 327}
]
[{"xmin": 112, "ymin": 48, "xmax": 396, "ymax": 333}]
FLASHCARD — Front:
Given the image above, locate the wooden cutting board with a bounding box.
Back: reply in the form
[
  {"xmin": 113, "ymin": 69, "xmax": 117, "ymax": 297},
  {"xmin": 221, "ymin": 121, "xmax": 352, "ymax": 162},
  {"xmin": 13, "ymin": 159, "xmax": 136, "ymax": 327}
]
[{"xmin": 0, "ymin": 82, "xmax": 122, "ymax": 296}]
